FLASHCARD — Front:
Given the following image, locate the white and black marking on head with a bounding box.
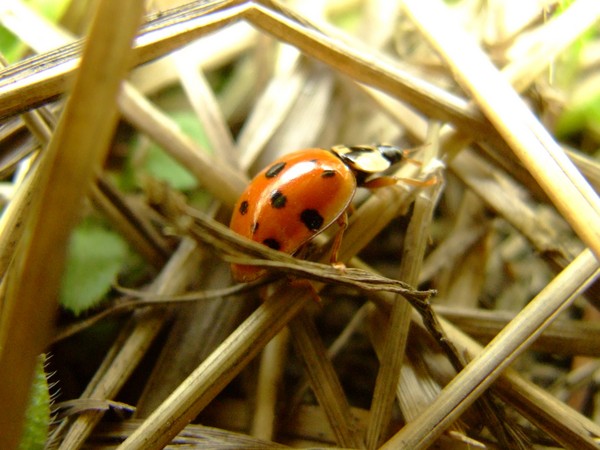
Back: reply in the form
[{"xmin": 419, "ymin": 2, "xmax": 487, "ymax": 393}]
[{"xmin": 330, "ymin": 144, "xmax": 405, "ymax": 175}]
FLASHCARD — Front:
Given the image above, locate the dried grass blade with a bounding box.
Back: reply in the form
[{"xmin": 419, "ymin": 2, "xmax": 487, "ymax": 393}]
[
  {"xmin": 118, "ymin": 83, "xmax": 247, "ymax": 205},
  {"xmin": 403, "ymin": 0, "xmax": 600, "ymax": 260},
  {"xmin": 437, "ymin": 311, "xmax": 600, "ymax": 448},
  {"xmin": 251, "ymin": 329, "xmax": 289, "ymax": 440},
  {"xmin": 503, "ymin": 0, "xmax": 600, "ymax": 92},
  {"xmin": 243, "ymin": 1, "xmax": 495, "ymax": 142},
  {"xmin": 96, "ymin": 419, "xmax": 288, "ymax": 448},
  {"xmin": 437, "ymin": 306, "xmax": 600, "ymax": 357},
  {"xmin": 116, "ymin": 285, "xmax": 312, "ymax": 450},
  {"xmin": 366, "ymin": 131, "xmax": 442, "ymax": 449},
  {"xmin": 144, "ymin": 183, "xmax": 433, "ymax": 302},
  {"xmin": 364, "ymin": 262, "xmax": 600, "ymax": 448},
  {"xmin": 236, "ymin": 58, "xmax": 308, "ymax": 171},
  {"xmin": 0, "ymin": 0, "xmax": 247, "ymax": 119},
  {"xmin": 89, "ymin": 178, "xmax": 171, "ymax": 268},
  {"xmin": 173, "ymin": 49, "xmax": 238, "ymax": 165},
  {"xmin": 289, "ymin": 309, "xmax": 365, "ymax": 449},
  {"xmin": 0, "ymin": 1, "xmax": 145, "ymax": 448},
  {"xmin": 2, "ymin": 2, "xmax": 248, "ymax": 207},
  {"xmin": 382, "ymin": 249, "xmax": 600, "ymax": 449},
  {"xmin": 55, "ymin": 239, "xmax": 201, "ymax": 450}
]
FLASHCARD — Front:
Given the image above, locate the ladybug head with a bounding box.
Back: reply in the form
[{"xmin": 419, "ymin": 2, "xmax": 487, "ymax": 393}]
[
  {"xmin": 330, "ymin": 144, "xmax": 405, "ymax": 174},
  {"xmin": 373, "ymin": 144, "xmax": 404, "ymax": 166}
]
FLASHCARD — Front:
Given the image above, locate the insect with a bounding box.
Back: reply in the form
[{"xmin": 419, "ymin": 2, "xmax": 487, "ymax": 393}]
[{"xmin": 229, "ymin": 144, "xmax": 417, "ymax": 282}]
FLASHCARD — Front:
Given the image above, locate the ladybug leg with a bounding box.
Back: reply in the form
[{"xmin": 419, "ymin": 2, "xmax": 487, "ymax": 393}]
[
  {"xmin": 362, "ymin": 176, "xmax": 398, "ymax": 189},
  {"xmin": 403, "ymin": 157, "xmax": 423, "ymax": 167},
  {"xmin": 329, "ymin": 211, "xmax": 348, "ymax": 270},
  {"xmin": 363, "ymin": 174, "xmax": 438, "ymax": 189},
  {"xmin": 401, "ymin": 145, "xmax": 428, "ymax": 162},
  {"xmin": 397, "ymin": 175, "xmax": 438, "ymax": 187}
]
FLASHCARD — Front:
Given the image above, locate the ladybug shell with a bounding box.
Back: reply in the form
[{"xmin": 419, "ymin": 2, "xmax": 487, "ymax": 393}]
[{"xmin": 230, "ymin": 148, "xmax": 357, "ymax": 282}]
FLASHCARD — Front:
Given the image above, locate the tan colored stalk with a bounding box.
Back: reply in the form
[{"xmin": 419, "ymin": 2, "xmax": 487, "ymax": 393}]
[
  {"xmin": 236, "ymin": 58, "xmax": 307, "ymax": 171},
  {"xmin": 118, "ymin": 83, "xmax": 247, "ymax": 206},
  {"xmin": 172, "ymin": 48, "xmax": 238, "ymax": 165},
  {"xmin": 366, "ymin": 127, "xmax": 442, "ymax": 449},
  {"xmin": 503, "ymin": 0, "xmax": 600, "ymax": 93},
  {"xmin": 436, "ymin": 306, "xmax": 600, "ymax": 357},
  {"xmin": 289, "ymin": 309, "xmax": 365, "ymax": 448},
  {"xmin": 0, "ymin": 1, "xmax": 243, "ymax": 118},
  {"xmin": 382, "ymin": 248, "xmax": 600, "ymax": 449},
  {"xmin": 0, "ymin": 1, "xmax": 145, "ymax": 448},
  {"xmin": 353, "ymin": 257, "xmax": 600, "ymax": 448},
  {"xmin": 251, "ymin": 329, "xmax": 289, "ymax": 440},
  {"xmin": 0, "ymin": 155, "xmax": 40, "ymax": 278},
  {"xmin": 0, "ymin": 55, "xmax": 51, "ymax": 280},
  {"xmin": 117, "ymin": 286, "xmax": 312, "ymax": 450},
  {"xmin": 85, "ymin": 419, "xmax": 288, "ymax": 448},
  {"xmin": 89, "ymin": 180, "xmax": 170, "ymax": 268},
  {"xmin": 439, "ymin": 312, "xmax": 600, "ymax": 449},
  {"xmin": 56, "ymin": 239, "xmax": 202, "ymax": 450},
  {"xmin": 243, "ymin": 1, "xmax": 493, "ymax": 140},
  {"xmin": 1, "ymin": 2, "xmax": 248, "ymax": 208},
  {"xmin": 0, "ymin": 0, "xmax": 498, "ymax": 144},
  {"xmin": 402, "ymin": 0, "xmax": 600, "ymax": 260},
  {"xmin": 288, "ymin": 304, "xmax": 371, "ymax": 412}
]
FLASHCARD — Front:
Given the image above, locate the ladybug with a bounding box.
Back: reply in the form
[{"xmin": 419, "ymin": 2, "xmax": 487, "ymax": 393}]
[{"xmin": 229, "ymin": 144, "xmax": 410, "ymax": 282}]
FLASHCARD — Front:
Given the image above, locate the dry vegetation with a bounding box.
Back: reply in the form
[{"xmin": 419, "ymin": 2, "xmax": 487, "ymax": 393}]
[{"xmin": 1, "ymin": 0, "xmax": 600, "ymax": 449}]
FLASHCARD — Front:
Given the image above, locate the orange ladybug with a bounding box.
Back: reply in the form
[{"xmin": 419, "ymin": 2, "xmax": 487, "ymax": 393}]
[{"xmin": 229, "ymin": 144, "xmax": 408, "ymax": 282}]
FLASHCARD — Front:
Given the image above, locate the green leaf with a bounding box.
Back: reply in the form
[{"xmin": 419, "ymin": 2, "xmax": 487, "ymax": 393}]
[
  {"xmin": 0, "ymin": 0, "xmax": 72, "ymax": 63},
  {"xmin": 19, "ymin": 354, "xmax": 50, "ymax": 450},
  {"xmin": 27, "ymin": 0, "xmax": 72, "ymax": 22},
  {"xmin": 0, "ymin": 28, "xmax": 19, "ymax": 63},
  {"xmin": 143, "ymin": 145, "xmax": 198, "ymax": 190},
  {"xmin": 139, "ymin": 111, "xmax": 212, "ymax": 190},
  {"xmin": 556, "ymin": 91, "xmax": 600, "ymax": 139},
  {"xmin": 59, "ymin": 220, "xmax": 128, "ymax": 315}
]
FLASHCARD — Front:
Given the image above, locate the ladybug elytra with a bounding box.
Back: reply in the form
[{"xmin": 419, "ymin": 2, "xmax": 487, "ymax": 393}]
[{"xmin": 229, "ymin": 144, "xmax": 409, "ymax": 282}]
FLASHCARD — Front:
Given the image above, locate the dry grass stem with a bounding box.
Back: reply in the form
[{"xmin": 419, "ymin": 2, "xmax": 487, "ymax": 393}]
[
  {"xmin": 94, "ymin": 420, "xmax": 289, "ymax": 448},
  {"xmin": 0, "ymin": 1, "xmax": 144, "ymax": 448},
  {"xmin": 173, "ymin": 49, "xmax": 238, "ymax": 164},
  {"xmin": 403, "ymin": 0, "xmax": 600, "ymax": 259},
  {"xmin": 289, "ymin": 309, "xmax": 364, "ymax": 448},
  {"xmin": 236, "ymin": 59, "xmax": 308, "ymax": 171},
  {"xmin": 54, "ymin": 238, "xmax": 202, "ymax": 449},
  {"xmin": 502, "ymin": 0, "xmax": 600, "ymax": 92},
  {"xmin": 118, "ymin": 83, "xmax": 247, "ymax": 205},
  {"xmin": 117, "ymin": 286, "xmax": 313, "ymax": 450},
  {"xmin": 89, "ymin": 179, "xmax": 171, "ymax": 268},
  {"xmin": 358, "ymin": 258, "xmax": 600, "ymax": 448},
  {"xmin": 383, "ymin": 249, "xmax": 600, "ymax": 449},
  {"xmin": 438, "ymin": 312, "xmax": 600, "ymax": 449},
  {"xmin": 251, "ymin": 329, "xmax": 289, "ymax": 440},
  {"xmin": 366, "ymin": 125, "xmax": 442, "ymax": 449},
  {"xmin": 437, "ymin": 305, "xmax": 600, "ymax": 357},
  {"xmin": 1, "ymin": 0, "xmax": 497, "ymax": 141},
  {"xmin": 146, "ymin": 186, "xmax": 433, "ymax": 301}
]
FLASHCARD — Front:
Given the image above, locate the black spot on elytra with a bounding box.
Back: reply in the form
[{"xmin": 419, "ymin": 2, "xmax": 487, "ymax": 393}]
[
  {"xmin": 300, "ymin": 209, "xmax": 324, "ymax": 231},
  {"xmin": 321, "ymin": 169, "xmax": 336, "ymax": 178},
  {"xmin": 239, "ymin": 200, "xmax": 249, "ymax": 215},
  {"xmin": 265, "ymin": 162, "xmax": 286, "ymax": 178},
  {"xmin": 263, "ymin": 238, "xmax": 281, "ymax": 250},
  {"xmin": 251, "ymin": 222, "xmax": 259, "ymax": 234},
  {"xmin": 270, "ymin": 190, "xmax": 287, "ymax": 209}
]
